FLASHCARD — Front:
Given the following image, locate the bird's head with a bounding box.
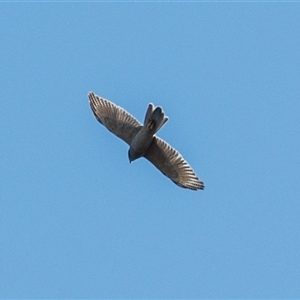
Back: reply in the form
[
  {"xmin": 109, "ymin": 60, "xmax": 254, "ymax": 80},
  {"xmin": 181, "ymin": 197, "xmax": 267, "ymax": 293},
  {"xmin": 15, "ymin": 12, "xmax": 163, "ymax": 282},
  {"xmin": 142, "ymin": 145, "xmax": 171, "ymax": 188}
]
[{"xmin": 128, "ymin": 148, "xmax": 141, "ymax": 163}]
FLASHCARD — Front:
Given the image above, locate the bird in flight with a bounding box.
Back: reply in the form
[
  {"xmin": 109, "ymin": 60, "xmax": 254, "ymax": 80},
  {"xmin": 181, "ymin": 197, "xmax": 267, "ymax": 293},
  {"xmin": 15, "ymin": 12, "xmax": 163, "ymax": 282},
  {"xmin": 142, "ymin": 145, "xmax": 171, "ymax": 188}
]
[{"xmin": 88, "ymin": 92, "xmax": 204, "ymax": 190}]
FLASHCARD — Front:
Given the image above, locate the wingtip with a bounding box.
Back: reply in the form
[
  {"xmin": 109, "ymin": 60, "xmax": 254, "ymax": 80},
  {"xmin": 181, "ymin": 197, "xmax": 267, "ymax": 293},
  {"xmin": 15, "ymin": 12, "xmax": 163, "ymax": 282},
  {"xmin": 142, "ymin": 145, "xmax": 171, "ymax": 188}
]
[
  {"xmin": 88, "ymin": 91, "xmax": 95, "ymax": 99},
  {"xmin": 176, "ymin": 179, "xmax": 205, "ymax": 191},
  {"xmin": 195, "ymin": 180, "xmax": 205, "ymax": 191}
]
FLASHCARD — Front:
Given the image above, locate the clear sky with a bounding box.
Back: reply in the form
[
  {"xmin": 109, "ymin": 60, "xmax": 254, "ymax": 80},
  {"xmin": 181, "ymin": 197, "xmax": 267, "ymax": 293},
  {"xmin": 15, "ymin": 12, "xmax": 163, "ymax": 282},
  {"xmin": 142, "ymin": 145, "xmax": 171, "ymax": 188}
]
[{"xmin": 1, "ymin": 2, "xmax": 300, "ymax": 299}]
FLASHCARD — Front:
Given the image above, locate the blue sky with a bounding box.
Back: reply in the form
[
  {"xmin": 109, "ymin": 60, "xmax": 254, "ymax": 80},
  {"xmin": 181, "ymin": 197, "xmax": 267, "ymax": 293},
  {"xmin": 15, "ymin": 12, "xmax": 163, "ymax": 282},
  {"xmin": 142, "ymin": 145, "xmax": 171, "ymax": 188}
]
[{"xmin": 1, "ymin": 2, "xmax": 300, "ymax": 298}]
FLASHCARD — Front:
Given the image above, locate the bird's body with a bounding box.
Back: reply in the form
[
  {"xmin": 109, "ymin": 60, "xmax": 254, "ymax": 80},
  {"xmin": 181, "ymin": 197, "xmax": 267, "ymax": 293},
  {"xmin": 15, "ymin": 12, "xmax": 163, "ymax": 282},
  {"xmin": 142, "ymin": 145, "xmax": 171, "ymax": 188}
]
[
  {"xmin": 88, "ymin": 92, "xmax": 204, "ymax": 190},
  {"xmin": 129, "ymin": 127, "xmax": 153, "ymax": 162}
]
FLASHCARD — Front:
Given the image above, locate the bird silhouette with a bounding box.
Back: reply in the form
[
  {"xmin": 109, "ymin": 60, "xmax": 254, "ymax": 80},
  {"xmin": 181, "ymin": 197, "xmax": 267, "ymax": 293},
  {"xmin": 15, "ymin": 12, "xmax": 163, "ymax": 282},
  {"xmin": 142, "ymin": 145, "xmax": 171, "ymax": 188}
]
[{"xmin": 88, "ymin": 92, "xmax": 204, "ymax": 190}]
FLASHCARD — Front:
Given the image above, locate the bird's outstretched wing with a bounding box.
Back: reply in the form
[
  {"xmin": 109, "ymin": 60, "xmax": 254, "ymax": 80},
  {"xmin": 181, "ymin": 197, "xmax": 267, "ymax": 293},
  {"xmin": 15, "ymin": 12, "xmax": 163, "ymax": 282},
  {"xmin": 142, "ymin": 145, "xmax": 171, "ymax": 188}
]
[
  {"xmin": 144, "ymin": 136, "xmax": 204, "ymax": 190},
  {"xmin": 88, "ymin": 92, "xmax": 142, "ymax": 145}
]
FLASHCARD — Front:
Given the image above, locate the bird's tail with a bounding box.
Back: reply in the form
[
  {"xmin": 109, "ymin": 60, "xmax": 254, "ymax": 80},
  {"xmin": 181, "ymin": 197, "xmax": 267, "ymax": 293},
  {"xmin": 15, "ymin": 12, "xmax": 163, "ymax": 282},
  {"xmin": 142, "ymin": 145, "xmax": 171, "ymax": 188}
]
[{"xmin": 143, "ymin": 103, "xmax": 168, "ymax": 134}]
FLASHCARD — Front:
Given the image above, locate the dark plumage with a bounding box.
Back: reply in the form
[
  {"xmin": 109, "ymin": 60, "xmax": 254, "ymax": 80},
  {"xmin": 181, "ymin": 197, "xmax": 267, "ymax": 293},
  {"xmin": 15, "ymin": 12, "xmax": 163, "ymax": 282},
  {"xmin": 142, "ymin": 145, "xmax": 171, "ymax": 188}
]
[{"xmin": 88, "ymin": 92, "xmax": 204, "ymax": 190}]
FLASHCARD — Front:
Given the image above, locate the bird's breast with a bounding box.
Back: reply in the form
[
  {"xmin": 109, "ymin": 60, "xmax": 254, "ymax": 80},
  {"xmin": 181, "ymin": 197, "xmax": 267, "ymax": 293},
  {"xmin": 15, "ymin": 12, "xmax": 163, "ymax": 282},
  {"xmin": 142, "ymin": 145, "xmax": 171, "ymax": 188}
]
[{"xmin": 130, "ymin": 127, "xmax": 154, "ymax": 156}]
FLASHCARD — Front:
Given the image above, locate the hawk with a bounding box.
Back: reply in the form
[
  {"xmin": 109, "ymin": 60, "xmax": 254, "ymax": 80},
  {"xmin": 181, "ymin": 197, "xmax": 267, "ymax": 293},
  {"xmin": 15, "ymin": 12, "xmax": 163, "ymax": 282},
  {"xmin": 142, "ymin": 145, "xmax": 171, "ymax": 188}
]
[{"xmin": 88, "ymin": 92, "xmax": 204, "ymax": 190}]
